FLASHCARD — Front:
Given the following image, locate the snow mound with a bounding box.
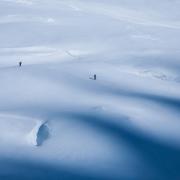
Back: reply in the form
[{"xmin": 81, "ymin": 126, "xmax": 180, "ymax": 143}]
[{"xmin": 27, "ymin": 121, "xmax": 49, "ymax": 146}]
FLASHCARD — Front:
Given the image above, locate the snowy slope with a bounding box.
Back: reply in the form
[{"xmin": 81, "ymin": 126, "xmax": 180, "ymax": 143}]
[{"xmin": 0, "ymin": 0, "xmax": 180, "ymax": 179}]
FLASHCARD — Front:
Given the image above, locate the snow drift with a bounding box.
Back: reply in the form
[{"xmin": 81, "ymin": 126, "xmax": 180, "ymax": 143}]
[
  {"xmin": 27, "ymin": 121, "xmax": 49, "ymax": 146},
  {"xmin": 0, "ymin": 0, "xmax": 180, "ymax": 179}
]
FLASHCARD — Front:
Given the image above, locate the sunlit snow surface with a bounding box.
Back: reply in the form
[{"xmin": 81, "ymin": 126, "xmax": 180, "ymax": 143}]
[{"xmin": 0, "ymin": 0, "xmax": 180, "ymax": 179}]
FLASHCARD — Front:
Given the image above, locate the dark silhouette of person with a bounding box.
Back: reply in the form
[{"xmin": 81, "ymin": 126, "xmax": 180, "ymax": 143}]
[
  {"xmin": 19, "ymin": 61, "xmax": 22, "ymax": 67},
  {"xmin": 94, "ymin": 74, "xmax": 97, "ymax": 80},
  {"xmin": 89, "ymin": 74, "xmax": 97, "ymax": 80}
]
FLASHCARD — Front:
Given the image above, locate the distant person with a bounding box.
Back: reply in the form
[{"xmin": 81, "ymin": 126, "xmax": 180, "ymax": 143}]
[
  {"xmin": 89, "ymin": 74, "xmax": 97, "ymax": 80},
  {"xmin": 19, "ymin": 61, "xmax": 22, "ymax": 67},
  {"xmin": 94, "ymin": 74, "xmax": 97, "ymax": 80}
]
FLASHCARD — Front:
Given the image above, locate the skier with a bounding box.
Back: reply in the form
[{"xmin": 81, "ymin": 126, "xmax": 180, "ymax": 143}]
[{"xmin": 19, "ymin": 61, "xmax": 22, "ymax": 67}]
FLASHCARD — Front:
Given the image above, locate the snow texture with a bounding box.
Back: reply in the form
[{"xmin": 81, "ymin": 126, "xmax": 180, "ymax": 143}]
[
  {"xmin": 27, "ymin": 121, "xmax": 49, "ymax": 146},
  {"xmin": 0, "ymin": 0, "xmax": 180, "ymax": 179}
]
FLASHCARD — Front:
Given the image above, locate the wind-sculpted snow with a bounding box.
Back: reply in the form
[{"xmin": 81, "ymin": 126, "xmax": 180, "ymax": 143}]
[
  {"xmin": 0, "ymin": 0, "xmax": 180, "ymax": 179},
  {"xmin": 27, "ymin": 121, "xmax": 49, "ymax": 146}
]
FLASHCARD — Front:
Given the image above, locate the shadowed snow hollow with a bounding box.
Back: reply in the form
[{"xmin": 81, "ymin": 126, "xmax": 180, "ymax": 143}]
[{"xmin": 27, "ymin": 121, "xmax": 49, "ymax": 146}]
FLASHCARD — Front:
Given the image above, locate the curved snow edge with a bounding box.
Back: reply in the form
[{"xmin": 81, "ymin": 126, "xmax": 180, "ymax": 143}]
[{"xmin": 27, "ymin": 121, "xmax": 49, "ymax": 146}]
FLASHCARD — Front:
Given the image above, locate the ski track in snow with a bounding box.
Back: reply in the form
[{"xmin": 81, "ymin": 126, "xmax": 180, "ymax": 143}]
[{"xmin": 0, "ymin": 0, "xmax": 180, "ymax": 179}]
